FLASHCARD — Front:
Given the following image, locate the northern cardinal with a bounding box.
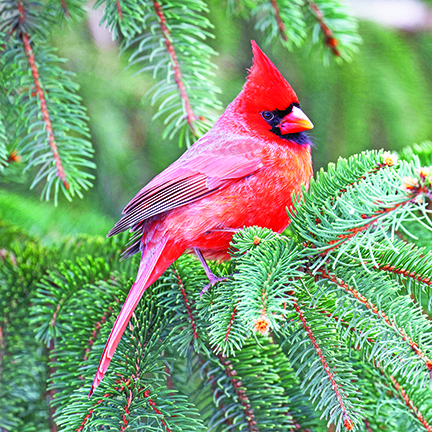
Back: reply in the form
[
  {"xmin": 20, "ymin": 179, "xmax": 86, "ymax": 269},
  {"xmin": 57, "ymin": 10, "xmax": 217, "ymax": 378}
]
[{"xmin": 89, "ymin": 41, "xmax": 313, "ymax": 396}]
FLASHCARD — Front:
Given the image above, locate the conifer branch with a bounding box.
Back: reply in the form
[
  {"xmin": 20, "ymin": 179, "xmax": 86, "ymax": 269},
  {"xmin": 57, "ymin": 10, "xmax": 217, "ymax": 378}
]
[
  {"xmin": 250, "ymin": 0, "xmax": 306, "ymax": 50},
  {"xmin": 60, "ymin": 0, "xmax": 70, "ymax": 19},
  {"xmin": 143, "ymin": 389, "xmax": 173, "ymax": 431},
  {"xmin": 216, "ymin": 353, "xmax": 258, "ymax": 432},
  {"xmin": 316, "ymin": 268, "xmax": 432, "ymax": 373},
  {"xmin": 372, "ymin": 238, "xmax": 432, "ymax": 297},
  {"xmin": 269, "ymin": 0, "xmax": 288, "ymax": 41},
  {"xmin": 76, "ymin": 381, "xmax": 130, "ymax": 432},
  {"xmin": 378, "ymin": 264, "xmax": 432, "ymax": 286},
  {"xmin": 116, "ymin": 0, "xmax": 123, "ymax": 21},
  {"xmin": 302, "ymin": 0, "xmax": 360, "ymax": 62},
  {"xmin": 173, "ymin": 267, "xmax": 199, "ymax": 339},
  {"xmin": 0, "ymin": 2, "xmax": 94, "ymax": 201},
  {"xmin": 291, "ymin": 298, "xmax": 355, "ymax": 431},
  {"xmin": 315, "ymin": 307, "xmax": 376, "ymax": 345},
  {"xmin": 389, "ymin": 375, "xmax": 432, "ymax": 432},
  {"xmin": 328, "ymin": 158, "xmax": 392, "ymax": 207},
  {"xmin": 83, "ymin": 306, "xmax": 114, "ymax": 362},
  {"xmin": 306, "ymin": 0, "xmax": 340, "ymax": 56},
  {"xmin": 153, "ymin": 0, "xmax": 197, "ymax": 136},
  {"xmin": 224, "ymin": 304, "xmax": 238, "ymax": 343},
  {"xmin": 16, "ymin": 3, "xmax": 68, "ymax": 188},
  {"xmin": 202, "ymin": 359, "xmax": 234, "ymax": 427},
  {"xmin": 242, "ymin": 0, "xmax": 360, "ymax": 61},
  {"xmin": 118, "ymin": 0, "xmax": 222, "ymax": 147}
]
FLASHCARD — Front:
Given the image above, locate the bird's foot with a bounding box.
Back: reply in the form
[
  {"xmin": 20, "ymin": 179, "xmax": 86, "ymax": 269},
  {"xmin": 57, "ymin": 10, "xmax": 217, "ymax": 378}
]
[{"xmin": 200, "ymin": 275, "xmax": 228, "ymax": 297}]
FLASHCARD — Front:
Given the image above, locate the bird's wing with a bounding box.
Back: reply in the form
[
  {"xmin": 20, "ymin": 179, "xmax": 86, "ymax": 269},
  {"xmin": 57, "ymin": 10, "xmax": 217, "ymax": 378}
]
[{"xmin": 108, "ymin": 151, "xmax": 262, "ymax": 237}]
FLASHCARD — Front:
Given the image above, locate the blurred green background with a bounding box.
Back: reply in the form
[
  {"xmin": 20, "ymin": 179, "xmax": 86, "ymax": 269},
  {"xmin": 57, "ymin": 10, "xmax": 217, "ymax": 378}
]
[{"xmin": 2, "ymin": 0, "xmax": 432, "ymax": 243}]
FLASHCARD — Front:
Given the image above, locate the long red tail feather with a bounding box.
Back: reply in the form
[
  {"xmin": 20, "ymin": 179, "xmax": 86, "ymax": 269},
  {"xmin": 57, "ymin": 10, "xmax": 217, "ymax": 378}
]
[{"xmin": 88, "ymin": 237, "xmax": 169, "ymax": 397}]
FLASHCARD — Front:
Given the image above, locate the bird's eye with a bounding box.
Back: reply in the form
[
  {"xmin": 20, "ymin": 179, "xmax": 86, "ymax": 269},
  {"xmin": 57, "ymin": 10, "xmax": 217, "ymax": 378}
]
[{"xmin": 261, "ymin": 111, "xmax": 274, "ymax": 121}]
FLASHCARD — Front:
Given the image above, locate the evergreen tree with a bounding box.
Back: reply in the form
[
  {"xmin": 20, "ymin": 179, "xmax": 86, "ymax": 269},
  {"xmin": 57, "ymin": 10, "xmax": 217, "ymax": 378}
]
[{"xmin": 2, "ymin": 1, "xmax": 432, "ymax": 432}]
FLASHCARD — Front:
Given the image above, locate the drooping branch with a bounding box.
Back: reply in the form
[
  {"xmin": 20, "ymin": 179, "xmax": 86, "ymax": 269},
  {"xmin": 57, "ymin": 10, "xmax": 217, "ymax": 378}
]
[
  {"xmin": 306, "ymin": 0, "xmax": 340, "ymax": 56},
  {"xmin": 270, "ymin": 0, "xmax": 288, "ymax": 41},
  {"xmin": 291, "ymin": 298, "xmax": 354, "ymax": 431},
  {"xmin": 17, "ymin": 3, "xmax": 69, "ymax": 189},
  {"xmin": 116, "ymin": 0, "xmax": 123, "ymax": 20},
  {"xmin": 60, "ymin": 0, "xmax": 70, "ymax": 18},
  {"xmin": 152, "ymin": 0, "xmax": 198, "ymax": 136}
]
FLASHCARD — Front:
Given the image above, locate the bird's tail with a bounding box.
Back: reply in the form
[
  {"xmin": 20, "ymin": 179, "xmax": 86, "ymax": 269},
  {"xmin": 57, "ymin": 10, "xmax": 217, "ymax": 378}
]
[{"xmin": 89, "ymin": 237, "xmax": 173, "ymax": 397}]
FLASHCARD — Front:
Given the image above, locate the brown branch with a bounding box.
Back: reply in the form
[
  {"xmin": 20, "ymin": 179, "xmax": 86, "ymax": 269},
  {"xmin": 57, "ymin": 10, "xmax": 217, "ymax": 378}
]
[
  {"xmin": 216, "ymin": 353, "xmax": 259, "ymax": 432},
  {"xmin": 173, "ymin": 268, "xmax": 199, "ymax": 339},
  {"xmin": 317, "ymin": 269, "xmax": 432, "ymax": 373},
  {"xmin": 363, "ymin": 419, "xmax": 373, "ymax": 432},
  {"xmin": 47, "ymin": 340, "xmax": 58, "ymax": 432},
  {"xmin": 83, "ymin": 306, "xmax": 113, "ymax": 362},
  {"xmin": 120, "ymin": 385, "xmax": 133, "ymax": 432},
  {"xmin": 389, "ymin": 375, "xmax": 432, "ymax": 432},
  {"xmin": 308, "ymin": 200, "xmax": 411, "ymax": 254},
  {"xmin": 116, "ymin": 0, "xmax": 123, "ymax": 20},
  {"xmin": 270, "ymin": 0, "xmax": 288, "ymax": 41},
  {"xmin": 50, "ymin": 300, "xmax": 63, "ymax": 328},
  {"xmin": 152, "ymin": 0, "xmax": 197, "ymax": 136},
  {"xmin": 307, "ymin": 1, "xmax": 340, "ymax": 56},
  {"xmin": 77, "ymin": 391, "xmax": 114, "ymax": 431},
  {"xmin": 60, "ymin": 0, "xmax": 70, "ymax": 18},
  {"xmin": 143, "ymin": 389, "xmax": 172, "ymax": 432},
  {"xmin": 291, "ymin": 299, "xmax": 354, "ymax": 431},
  {"xmin": 378, "ymin": 264, "xmax": 432, "ymax": 286},
  {"xmin": 17, "ymin": 2, "xmax": 69, "ymax": 189},
  {"xmin": 79, "ymin": 379, "xmax": 131, "ymax": 431},
  {"xmin": 225, "ymin": 304, "xmax": 238, "ymax": 342}
]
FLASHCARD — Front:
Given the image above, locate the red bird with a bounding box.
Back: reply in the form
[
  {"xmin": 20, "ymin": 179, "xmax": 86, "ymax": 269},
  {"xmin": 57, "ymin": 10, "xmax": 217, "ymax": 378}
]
[{"xmin": 89, "ymin": 41, "xmax": 313, "ymax": 396}]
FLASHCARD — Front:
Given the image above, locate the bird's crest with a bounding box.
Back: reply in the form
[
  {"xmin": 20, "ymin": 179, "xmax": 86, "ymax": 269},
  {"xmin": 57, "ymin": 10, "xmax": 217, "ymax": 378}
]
[{"xmin": 240, "ymin": 41, "xmax": 298, "ymax": 111}]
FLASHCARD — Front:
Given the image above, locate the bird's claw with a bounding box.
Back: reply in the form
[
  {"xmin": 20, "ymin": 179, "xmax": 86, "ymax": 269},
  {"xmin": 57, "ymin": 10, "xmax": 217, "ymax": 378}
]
[{"xmin": 200, "ymin": 276, "xmax": 228, "ymax": 297}]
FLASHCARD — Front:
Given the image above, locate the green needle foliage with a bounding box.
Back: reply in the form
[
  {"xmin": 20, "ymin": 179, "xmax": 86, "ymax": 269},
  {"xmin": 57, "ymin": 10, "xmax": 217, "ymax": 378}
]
[
  {"xmin": 0, "ymin": 0, "xmax": 94, "ymax": 203},
  {"xmin": 234, "ymin": 0, "xmax": 361, "ymax": 62},
  {"xmin": 2, "ymin": 148, "xmax": 432, "ymax": 431},
  {"xmin": 0, "ymin": 0, "xmax": 361, "ymax": 200},
  {"xmin": 2, "ymin": 1, "xmax": 430, "ymax": 431}
]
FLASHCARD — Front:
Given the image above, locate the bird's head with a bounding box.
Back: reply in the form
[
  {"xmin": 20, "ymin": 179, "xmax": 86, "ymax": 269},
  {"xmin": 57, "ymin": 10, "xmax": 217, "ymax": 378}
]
[{"xmin": 232, "ymin": 41, "xmax": 313, "ymax": 145}]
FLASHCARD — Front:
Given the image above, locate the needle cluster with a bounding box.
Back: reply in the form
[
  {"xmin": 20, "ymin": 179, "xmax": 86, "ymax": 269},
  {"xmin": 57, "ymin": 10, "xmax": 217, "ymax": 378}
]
[{"xmin": 2, "ymin": 147, "xmax": 432, "ymax": 431}]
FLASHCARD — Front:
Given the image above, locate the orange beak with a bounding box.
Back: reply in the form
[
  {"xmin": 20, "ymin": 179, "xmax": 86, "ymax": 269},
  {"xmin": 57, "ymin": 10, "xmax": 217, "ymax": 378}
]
[{"xmin": 279, "ymin": 106, "xmax": 314, "ymax": 134}]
